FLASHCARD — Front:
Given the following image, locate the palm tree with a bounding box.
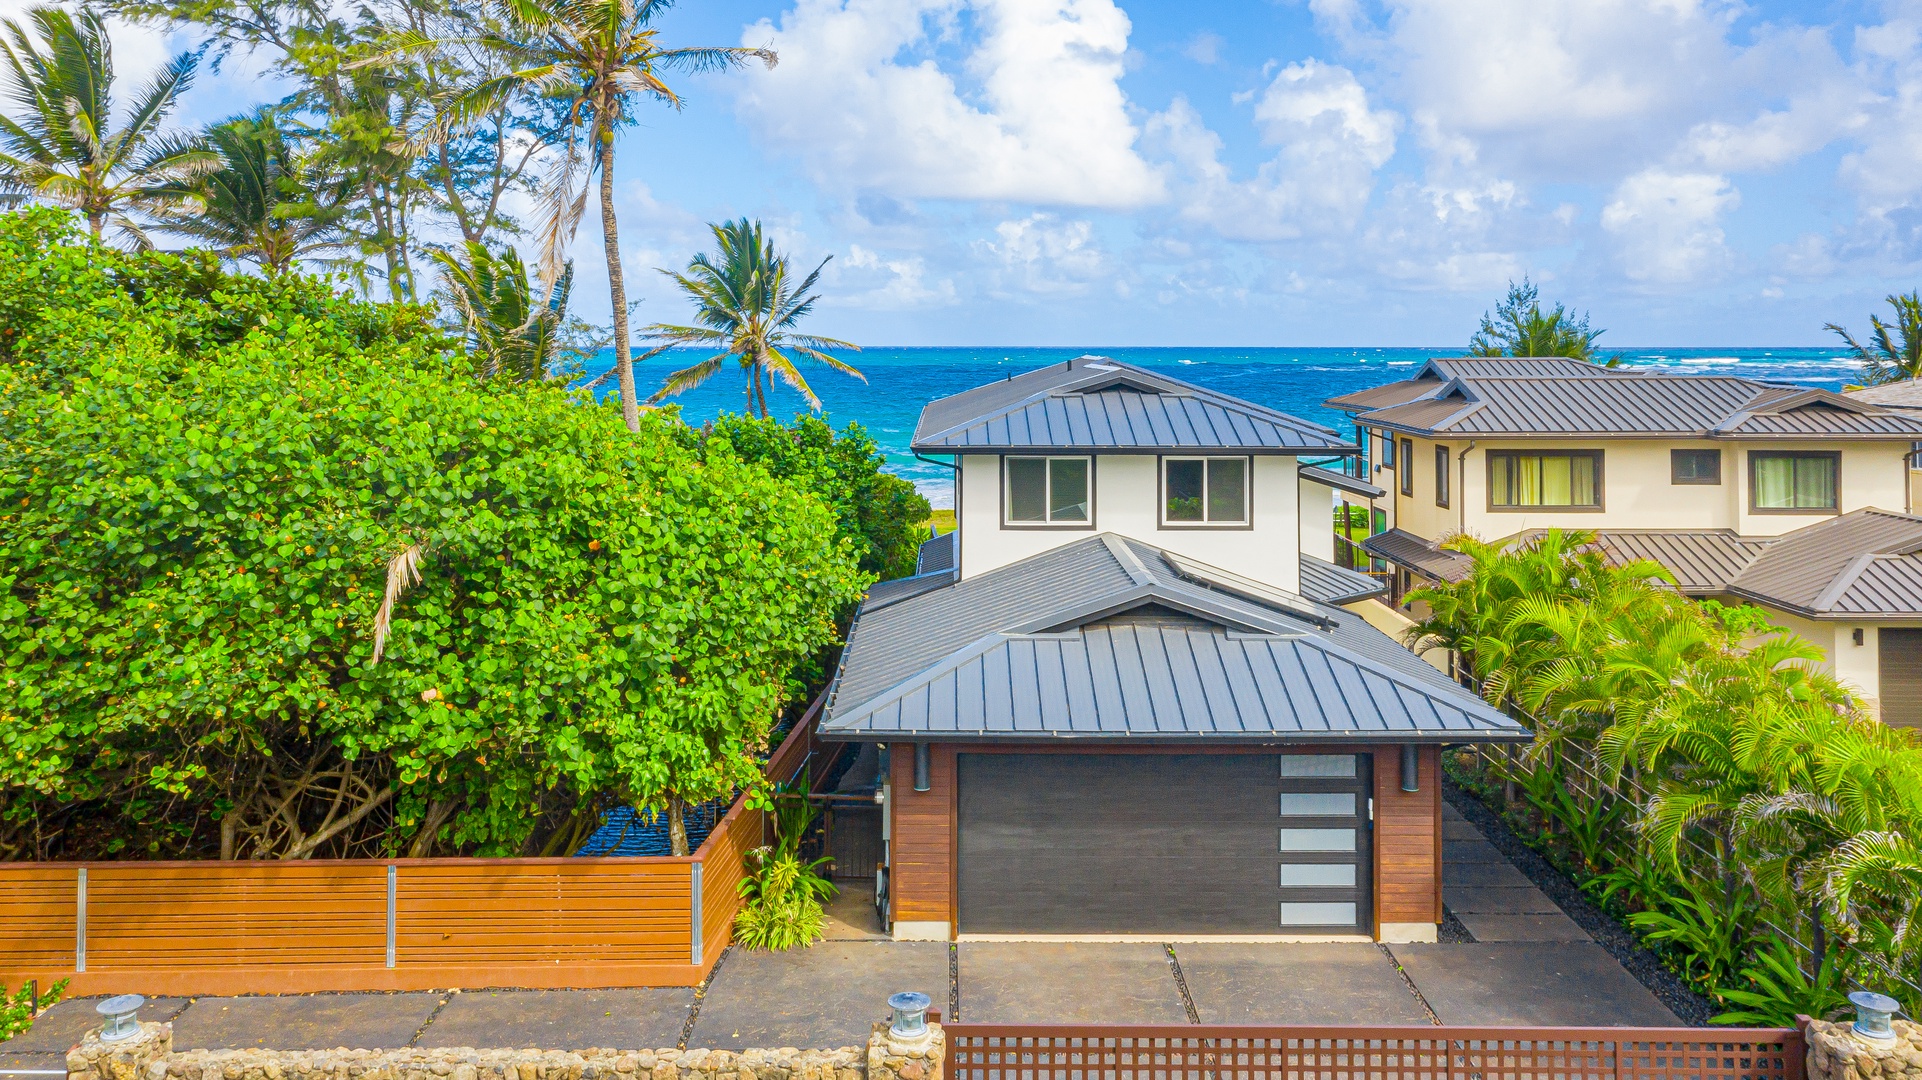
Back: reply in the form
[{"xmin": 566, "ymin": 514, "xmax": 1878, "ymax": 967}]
[
  {"xmin": 373, "ymin": 0, "xmax": 775, "ymax": 433},
  {"xmin": 156, "ymin": 108, "xmax": 348, "ymax": 274},
  {"xmin": 643, "ymin": 218, "xmax": 863, "ymax": 418},
  {"xmin": 1470, "ymin": 278, "xmax": 1615, "ymax": 364},
  {"xmin": 1827, "ymin": 292, "xmax": 1922, "ymax": 387},
  {"xmin": 430, "ymin": 240, "xmax": 572, "ymax": 382},
  {"xmin": 0, "ymin": 6, "xmax": 213, "ymax": 245}
]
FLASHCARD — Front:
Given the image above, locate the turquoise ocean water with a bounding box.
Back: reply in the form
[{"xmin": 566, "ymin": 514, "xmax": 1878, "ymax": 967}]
[{"xmin": 583, "ymin": 347, "xmax": 1863, "ymax": 508}]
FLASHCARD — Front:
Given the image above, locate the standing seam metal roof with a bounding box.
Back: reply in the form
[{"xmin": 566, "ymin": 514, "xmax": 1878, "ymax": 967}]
[
  {"xmin": 1725, "ymin": 509, "xmax": 1922, "ymax": 617},
  {"xmin": 911, "ymin": 355, "xmax": 1353, "ymax": 453},
  {"xmin": 822, "ymin": 534, "xmax": 1523, "ymax": 742}
]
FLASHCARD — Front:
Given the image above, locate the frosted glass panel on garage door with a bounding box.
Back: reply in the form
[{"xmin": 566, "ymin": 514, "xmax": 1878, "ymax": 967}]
[
  {"xmin": 1281, "ymin": 902, "xmax": 1358, "ymax": 925},
  {"xmin": 1280, "ymin": 864, "xmax": 1356, "ymax": 887},
  {"xmin": 1279, "ymin": 792, "xmax": 1355, "ymax": 816},
  {"xmin": 1279, "ymin": 755, "xmax": 1356, "ymax": 778}
]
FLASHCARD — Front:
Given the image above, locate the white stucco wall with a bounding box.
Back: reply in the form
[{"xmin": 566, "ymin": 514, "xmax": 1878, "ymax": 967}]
[
  {"xmin": 1300, "ymin": 478, "xmax": 1336, "ymax": 561},
  {"xmin": 957, "ymin": 453, "xmax": 1302, "ymax": 592}
]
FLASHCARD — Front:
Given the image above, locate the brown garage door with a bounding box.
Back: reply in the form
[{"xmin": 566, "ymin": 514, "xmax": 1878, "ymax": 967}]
[
  {"xmin": 1881, "ymin": 629, "xmax": 1922, "ymax": 728},
  {"xmin": 956, "ymin": 753, "xmax": 1372, "ymax": 935}
]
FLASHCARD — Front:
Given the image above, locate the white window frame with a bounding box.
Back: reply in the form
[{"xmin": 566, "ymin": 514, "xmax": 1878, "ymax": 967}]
[
  {"xmin": 1159, "ymin": 455, "xmax": 1252, "ymax": 528},
  {"xmin": 1001, "ymin": 455, "xmax": 1094, "ymax": 527}
]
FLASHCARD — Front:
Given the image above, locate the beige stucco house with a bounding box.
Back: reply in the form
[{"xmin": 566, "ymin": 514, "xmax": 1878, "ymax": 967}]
[{"xmin": 1324, "ymin": 357, "xmax": 1922, "ymax": 727}]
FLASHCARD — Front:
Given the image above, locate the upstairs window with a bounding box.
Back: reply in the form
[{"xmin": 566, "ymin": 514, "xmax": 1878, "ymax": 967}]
[
  {"xmin": 1488, "ymin": 450, "xmax": 1603, "ymax": 509},
  {"xmin": 1671, "ymin": 448, "xmax": 1722, "ymax": 485},
  {"xmin": 1751, "ymin": 450, "xmax": 1838, "ymax": 512},
  {"xmin": 1005, "ymin": 456, "xmax": 1091, "ymax": 525},
  {"xmin": 1162, "ymin": 457, "xmax": 1249, "ymax": 526},
  {"xmin": 1435, "ymin": 445, "xmax": 1450, "ymax": 508},
  {"xmin": 1398, "ymin": 438, "xmax": 1414, "ymax": 496},
  {"xmin": 1381, "ymin": 431, "xmax": 1396, "ymax": 468}
]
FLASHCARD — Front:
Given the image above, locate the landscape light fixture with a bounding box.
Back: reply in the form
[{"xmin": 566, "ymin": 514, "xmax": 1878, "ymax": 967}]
[
  {"xmin": 1400, "ymin": 745, "xmax": 1420, "ymax": 793},
  {"xmin": 888, "ymin": 991, "xmax": 932, "ymax": 1038},
  {"xmin": 96, "ymin": 994, "xmax": 145, "ymax": 1041},
  {"xmin": 1850, "ymin": 990, "xmax": 1901, "ymax": 1042},
  {"xmin": 913, "ymin": 743, "xmax": 931, "ymax": 792}
]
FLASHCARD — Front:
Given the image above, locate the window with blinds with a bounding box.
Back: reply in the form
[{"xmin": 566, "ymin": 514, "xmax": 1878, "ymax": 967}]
[{"xmin": 1488, "ymin": 450, "xmax": 1603, "ymax": 510}]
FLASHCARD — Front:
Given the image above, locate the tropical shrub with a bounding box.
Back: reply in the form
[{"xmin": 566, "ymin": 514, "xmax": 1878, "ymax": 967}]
[
  {"xmin": 0, "ymin": 208, "xmax": 869, "ymax": 860},
  {"xmin": 1411, "ymin": 529, "xmax": 1922, "ymax": 1017},
  {"xmin": 733, "ymin": 780, "xmax": 836, "ymax": 951}
]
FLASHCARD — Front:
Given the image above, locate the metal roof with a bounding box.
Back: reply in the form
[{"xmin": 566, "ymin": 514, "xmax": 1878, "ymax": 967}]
[
  {"xmin": 822, "ymin": 534, "xmax": 1527, "ymax": 743},
  {"xmin": 1844, "ymin": 379, "xmax": 1922, "ymax": 410},
  {"xmin": 1329, "ymin": 367, "xmax": 1922, "ymax": 440},
  {"xmin": 1299, "ymin": 555, "xmax": 1387, "ymax": 605},
  {"xmin": 1299, "ymin": 463, "xmax": 1387, "ymax": 499},
  {"xmin": 1725, "ymin": 509, "xmax": 1922, "ymax": 618},
  {"xmin": 1322, "ymin": 358, "xmax": 1606, "ymax": 413},
  {"xmin": 1362, "ymin": 529, "xmax": 1474, "ymax": 583},
  {"xmin": 911, "ymin": 355, "xmax": 1354, "ymax": 454},
  {"xmin": 1587, "ymin": 531, "xmax": 1771, "ymax": 594},
  {"xmin": 917, "ymin": 531, "xmax": 956, "ymax": 575}
]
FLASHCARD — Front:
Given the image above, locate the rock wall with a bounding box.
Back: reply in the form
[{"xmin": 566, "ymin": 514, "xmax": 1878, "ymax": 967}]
[
  {"xmin": 66, "ymin": 1021, "xmax": 944, "ymax": 1080},
  {"xmin": 1807, "ymin": 1019, "xmax": 1922, "ymax": 1080}
]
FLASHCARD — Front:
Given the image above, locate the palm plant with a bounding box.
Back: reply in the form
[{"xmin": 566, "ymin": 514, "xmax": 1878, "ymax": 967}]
[
  {"xmin": 1827, "ymin": 292, "xmax": 1922, "ymax": 387},
  {"xmin": 644, "ymin": 218, "xmax": 864, "ymax": 418},
  {"xmin": 0, "ymin": 6, "xmax": 212, "ymax": 245},
  {"xmin": 429, "ymin": 240, "xmax": 572, "ymax": 381},
  {"xmin": 374, "ymin": 0, "xmax": 776, "ymax": 432},
  {"xmin": 156, "ymin": 108, "xmax": 347, "ymax": 273},
  {"xmin": 1470, "ymin": 278, "xmax": 1615, "ymax": 364}
]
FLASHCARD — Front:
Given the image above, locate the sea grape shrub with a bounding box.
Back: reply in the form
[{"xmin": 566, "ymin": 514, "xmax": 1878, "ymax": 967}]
[{"xmin": 0, "ymin": 209, "xmax": 869, "ymax": 859}]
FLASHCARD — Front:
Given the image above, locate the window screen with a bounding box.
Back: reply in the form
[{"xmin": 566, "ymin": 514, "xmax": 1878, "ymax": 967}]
[
  {"xmin": 1163, "ymin": 457, "xmax": 1248, "ymax": 524},
  {"xmin": 1005, "ymin": 456, "xmax": 1091, "ymax": 524},
  {"xmin": 1489, "ymin": 451, "xmax": 1603, "ymax": 509},
  {"xmin": 1750, "ymin": 451, "xmax": 1837, "ymax": 511}
]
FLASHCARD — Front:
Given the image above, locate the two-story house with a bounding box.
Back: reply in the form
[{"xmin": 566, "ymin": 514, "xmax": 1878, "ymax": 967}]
[
  {"xmin": 816, "ymin": 356, "xmax": 1527, "ymax": 945},
  {"xmin": 1327, "ymin": 357, "xmax": 1922, "ymax": 727}
]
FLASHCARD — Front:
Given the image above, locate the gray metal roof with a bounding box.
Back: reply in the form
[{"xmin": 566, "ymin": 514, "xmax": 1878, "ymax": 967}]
[
  {"xmin": 917, "ymin": 531, "xmax": 956, "ymax": 575},
  {"xmin": 1329, "ymin": 367, "xmax": 1922, "ymax": 440},
  {"xmin": 1587, "ymin": 531, "xmax": 1771, "ymax": 594},
  {"xmin": 911, "ymin": 355, "xmax": 1354, "ymax": 454},
  {"xmin": 1844, "ymin": 379, "xmax": 1922, "ymax": 410},
  {"xmin": 1299, "ymin": 463, "xmax": 1387, "ymax": 499},
  {"xmin": 1323, "ymin": 358, "xmax": 1604, "ymax": 413},
  {"xmin": 1299, "ymin": 555, "xmax": 1387, "ymax": 605},
  {"xmin": 1725, "ymin": 509, "xmax": 1922, "ymax": 617},
  {"xmin": 1362, "ymin": 529, "xmax": 1474, "ymax": 583},
  {"xmin": 822, "ymin": 534, "xmax": 1527, "ymax": 743}
]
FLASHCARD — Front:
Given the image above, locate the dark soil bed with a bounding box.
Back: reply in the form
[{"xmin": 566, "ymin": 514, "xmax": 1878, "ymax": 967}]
[{"xmin": 1442, "ymin": 777, "xmax": 1718, "ymax": 1025}]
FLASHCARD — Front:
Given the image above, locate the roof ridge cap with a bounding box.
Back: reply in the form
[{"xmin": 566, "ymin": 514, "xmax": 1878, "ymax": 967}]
[{"xmin": 1810, "ymin": 552, "xmax": 1880, "ymax": 612}]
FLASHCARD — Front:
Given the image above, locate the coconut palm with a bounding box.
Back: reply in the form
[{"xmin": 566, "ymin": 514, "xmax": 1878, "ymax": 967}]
[
  {"xmin": 643, "ymin": 218, "xmax": 863, "ymax": 418},
  {"xmin": 1470, "ymin": 278, "xmax": 1615, "ymax": 364},
  {"xmin": 371, "ymin": 0, "xmax": 775, "ymax": 432},
  {"xmin": 0, "ymin": 6, "xmax": 213, "ymax": 245},
  {"xmin": 156, "ymin": 108, "xmax": 348, "ymax": 273},
  {"xmin": 430, "ymin": 240, "xmax": 572, "ymax": 382},
  {"xmin": 1827, "ymin": 292, "xmax": 1922, "ymax": 387}
]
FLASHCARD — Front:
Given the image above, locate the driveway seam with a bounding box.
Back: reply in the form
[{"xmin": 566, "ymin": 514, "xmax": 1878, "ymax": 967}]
[
  {"xmin": 678, "ymin": 945, "xmax": 732, "ymax": 1050},
  {"xmin": 1375, "ymin": 944, "xmax": 1441, "ymax": 1026},
  {"xmin": 1163, "ymin": 944, "xmax": 1200, "ymax": 1024},
  {"xmin": 948, "ymin": 943, "xmax": 960, "ymax": 1023},
  {"xmin": 406, "ymin": 993, "xmax": 453, "ymax": 1047}
]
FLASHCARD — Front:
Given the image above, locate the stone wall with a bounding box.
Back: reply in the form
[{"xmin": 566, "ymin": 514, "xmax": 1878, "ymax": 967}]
[
  {"xmin": 1806, "ymin": 1019, "xmax": 1922, "ymax": 1080},
  {"xmin": 66, "ymin": 1021, "xmax": 944, "ymax": 1080}
]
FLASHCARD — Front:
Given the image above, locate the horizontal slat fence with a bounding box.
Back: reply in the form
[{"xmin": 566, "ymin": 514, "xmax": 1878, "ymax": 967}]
[
  {"xmin": 0, "ymin": 693, "xmax": 824, "ymax": 995},
  {"xmin": 945, "ymin": 1026, "xmax": 1805, "ymax": 1080}
]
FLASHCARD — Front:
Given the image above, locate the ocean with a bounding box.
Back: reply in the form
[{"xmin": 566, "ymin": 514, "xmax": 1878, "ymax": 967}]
[{"xmin": 582, "ymin": 346, "xmax": 1864, "ymax": 508}]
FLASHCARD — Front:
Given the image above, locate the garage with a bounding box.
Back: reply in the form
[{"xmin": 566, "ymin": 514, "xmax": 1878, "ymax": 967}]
[
  {"xmin": 956, "ymin": 753, "xmax": 1373, "ymax": 935},
  {"xmin": 1881, "ymin": 628, "xmax": 1922, "ymax": 728}
]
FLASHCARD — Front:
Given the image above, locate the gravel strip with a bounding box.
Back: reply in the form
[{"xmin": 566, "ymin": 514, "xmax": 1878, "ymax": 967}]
[
  {"xmin": 1438, "ymin": 905, "xmax": 1475, "ymax": 943},
  {"xmin": 1442, "ymin": 778, "xmax": 1716, "ymax": 1025}
]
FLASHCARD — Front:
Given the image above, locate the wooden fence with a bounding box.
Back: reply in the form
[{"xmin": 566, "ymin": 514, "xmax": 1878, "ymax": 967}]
[
  {"xmin": 0, "ymin": 694, "xmax": 823, "ymax": 996},
  {"xmin": 945, "ymin": 1026, "xmax": 1806, "ymax": 1080}
]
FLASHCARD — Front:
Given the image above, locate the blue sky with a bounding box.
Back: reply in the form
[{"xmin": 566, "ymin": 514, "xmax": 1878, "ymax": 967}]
[{"xmin": 17, "ymin": 0, "xmax": 1922, "ymax": 346}]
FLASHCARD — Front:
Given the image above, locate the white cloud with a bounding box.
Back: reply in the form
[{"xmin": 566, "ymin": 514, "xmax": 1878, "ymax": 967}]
[
  {"xmin": 1148, "ymin": 61, "xmax": 1399, "ymax": 242},
  {"xmin": 1182, "ymin": 31, "xmax": 1223, "ymax": 65},
  {"xmin": 840, "ymin": 244, "xmax": 958, "ymax": 307},
  {"xmin": 734, "ymin": 0, "xmax": 1163, "ymax": 208},
  {"xmin": 1600, "ymin": 169, "xmax": 1740, "ymax": 284},
  {"xmin": 977, "ymin": 213, "xmax": 1107, "ymax": 294}
]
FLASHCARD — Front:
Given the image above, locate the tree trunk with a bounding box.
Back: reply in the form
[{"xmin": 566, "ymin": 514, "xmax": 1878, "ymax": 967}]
[
  {"xmin": 87, "ymin": 211, "xmax": 103, "ymax": 238},
  {"xmin": 599, "ymin": 133, "xmax": 639, "ymax": 432},
  {"xmin": 406, "ymin": 799, "xmax": 459, "ymax": 858},
  {"xmin": 668, "ymin": 795, "xmax": 688, "ymax": 857},
  {"xmin": 754, "ymin": 362, "xmax": 768, "ymax": 418}
]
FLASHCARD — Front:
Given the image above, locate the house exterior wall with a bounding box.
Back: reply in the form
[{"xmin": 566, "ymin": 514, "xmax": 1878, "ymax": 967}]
[
  {"xmin": 1300, "ymin": 478, "xmax": 1336, "ymax": 561},
  {"xmin": 885, "ymin": 742, "xmax": 1441, "ymax": 942},
  {"xmin": 1742, "ymin": 607, "xmax": 1922, "ymax": 725},
  {"xmin": 955, "ymin": 453, "xmax": 1302, "ymax": 591},
  {"xmin": 1375, "ymin": 434, "xmax": 1913, "ymax": 542}
]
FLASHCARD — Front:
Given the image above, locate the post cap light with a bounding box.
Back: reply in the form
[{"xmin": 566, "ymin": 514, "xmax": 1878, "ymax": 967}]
[
  {"xmin": 1850, "ymin": 990, "xmax": 1901, "ymax": 1042},
  {"xmin": 96, "ymin": 994, "xmax": 145, "ymax": 1041},
  {"xmin": 888, "ymin": 991, "xmax": 932, "ymax": 1037},
  {"xmin": 1400, "ymin": 744, "xmax": 1420, "ymax": 793}
]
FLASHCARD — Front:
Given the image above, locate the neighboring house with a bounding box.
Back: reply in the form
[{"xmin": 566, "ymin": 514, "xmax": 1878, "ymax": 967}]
[
  {"xmin": 1326, "ymin": 357, "xmax": 1922, "ymax": 726},
  {"xmin": 817, "ymin": 356, "xmax": 1528, "ymax": 945},
  {"xmin": 1844, "ymin": 378, "xmax": 1922, "ymax": 510}
]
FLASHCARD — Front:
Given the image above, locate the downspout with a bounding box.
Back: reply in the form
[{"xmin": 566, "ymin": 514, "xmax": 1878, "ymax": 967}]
[{"xmin": 1457, "ymin": 441, "xmax": 1477, "ymax": 535}]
